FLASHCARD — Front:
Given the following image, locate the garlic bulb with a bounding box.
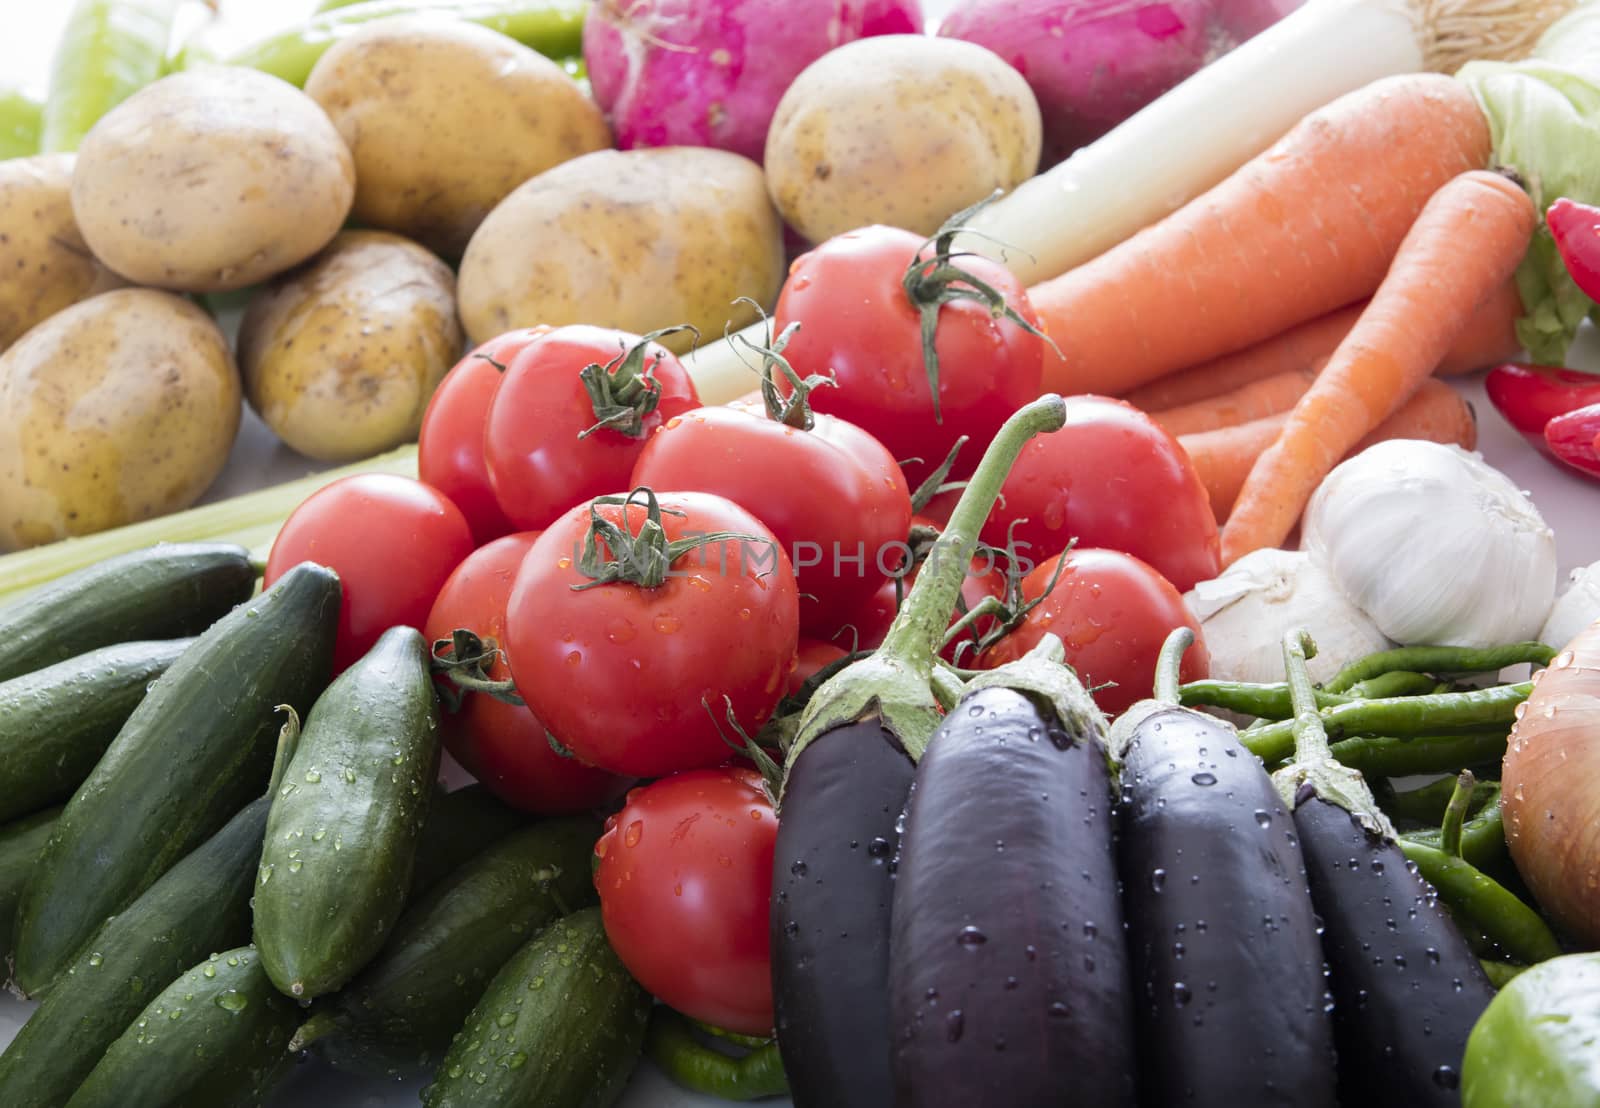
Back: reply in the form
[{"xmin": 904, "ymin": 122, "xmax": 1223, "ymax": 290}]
[
  {"xmin": 1184, "ymin": 548, "xmax": 1391, "ymax": 686},
  {"xmin": 1541, "ymin": 561, "xmax": 1600, "ymax": 650},
  {"xmin": 1302, "ymin": 441, "xmax": 1557, "ymax": 648}
]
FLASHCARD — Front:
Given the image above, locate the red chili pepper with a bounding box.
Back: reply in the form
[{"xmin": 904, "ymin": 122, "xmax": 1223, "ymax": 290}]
[
  {"xmin": 1548, "ymin": 197, "xmax": 1600, "ymax": 306},
  {"xmin": 1484, "ymin": 363, "xmax": 1600, "ymax": 455},
  {"xmin": 1545, "ymin": 402, "xmax": 1600, "ymax": 479}
]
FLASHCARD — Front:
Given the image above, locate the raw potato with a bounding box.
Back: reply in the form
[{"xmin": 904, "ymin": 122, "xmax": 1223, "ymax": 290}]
[
  {"xmin": 457, "ymin": 146, "xmax": 784, "ymax": 352},
  {"xmin": 239, "ymin": 230, "xmax": 462, "ymax": 464},
  {"xmin": 0, "ymin": 289, "xmax": 240, "ymax": 551},
  {"xmin": 71, "ymin": 67, "xmax": 354, "ymax": 293},
  {"xmin": 0, "ymin": 154, "xmax": 124, "ymax": 354},
  {"xmin": 764, "ymin": 35, "xmax": 1042, "ymax": 242},
  {"xmin": 306, "ymin": 17, "xmax": 612, "ymax": 258}
]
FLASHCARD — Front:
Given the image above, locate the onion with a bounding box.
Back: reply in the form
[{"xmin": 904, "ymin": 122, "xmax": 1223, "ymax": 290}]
[{"xmin": 1503, "ymin": 617, "xmax": 1600, "ymax": 946}]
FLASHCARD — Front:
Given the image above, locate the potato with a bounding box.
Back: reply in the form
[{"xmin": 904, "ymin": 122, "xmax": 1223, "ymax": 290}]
[
  {"xmin": 0, "ymin": 289, "xmax": 240, "ymax": 551},
  {"xmin": 71, "ymin": 67, "xmax": 354, "ymax": 293},
  {"xmin": 0, "ymin": 154, "xmax": 124, "ymax": 354},
  {"xmin": 457, "ymin": 146, "xmax": 784, "ymax": 352},
  {"xmin": 239, "ymin": 230, "xmax": 462, "ymax": 464},
  {"xmin": 764, "ymin": 35, "xmax": 1042, "ymax": 243},
  {"xmin": 306, "ymin": 17, "xmax": 612, "ymax": 259}
]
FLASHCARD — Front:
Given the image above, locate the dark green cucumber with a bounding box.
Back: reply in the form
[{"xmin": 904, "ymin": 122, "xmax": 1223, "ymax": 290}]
[
  {"xmin": 0, "ymin": 639, "xmax": 192, "ymax": 823},
  {"xmin": 13, "ymin": 564, "xmax": 339, "ymax": 996},
  {"xmin": 65, "ymin": 945, "xmax": 299, "ymax": 1108},
  {"xmin": 408, "ymin": 782, "xmax": 530, "ymax": 901},
  {"xmin": 253, "ymin": 625, "xmax": 440, "ymax": 999},
  {"xmin": 0, "ymin": 543, "xmax": 255, "ymax": 682},
  {"xmin": 422, "ymin": 907, "xmax": 650, "ymax": 1108},
  {"xmin": 294, "ymin": 817, "xmax": 600, "ymax": 1077},
  {"xmin": 0, "ymin": 796, "xmax": 269, "ymax": 1108},
  {"xmin": 0, "ymin": 806, "xmax": 60, "ymax": 966}
]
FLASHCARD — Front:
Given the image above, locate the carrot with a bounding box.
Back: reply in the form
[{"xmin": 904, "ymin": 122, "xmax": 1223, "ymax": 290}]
[
  {"xmin": 1218, "ymin": 169, "xmax": 1536, "ymax": 563},
  {"xmin": 1149, "ymin": 368, "xmax": 1317, "ymax": 437},
  {"xmin": 1436, "ymin": 275, "xmax": 1525, "ymax": 376},
  {"xmin": 1030, "ymin": 73, "xmax": 1492, "ymax": 398},
  {"xmin": 1182, "ymin": 378, "xmax": 1478, "ymax": 522}
]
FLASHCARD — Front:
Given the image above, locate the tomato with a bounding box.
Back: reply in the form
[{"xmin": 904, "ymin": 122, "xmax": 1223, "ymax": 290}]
[
  {"xmin": 265, "ymin": 474, "xmax": 474, "ymax": 672},
  {"xmin": 418, "ymin": 327, "xmax": 549, "ymax": 544},
  {"xmin": 773, "ymin": 225, "xmax": 1045, "ymax": 486},
  {"xmin": 980, "ymin": 547, "xmax": 1208, "ymax": 716},
  {"xmin": 483, "ymin": 325, "xmax": 699, "ymax": 530},
  {"xmin": 630, "ymin": 401, "xmax": 912, "ymax": 633},
  {"xmin": 979, "ymin": 395, "xmax": 1220, "ymax": 592},
  {"xmin": 594, "ymin": 767, "xmax": 777, "ymax": 1035},
  {"xmin": 825, "ymin": 551, "xmax": 1006, "ymax": 658},
  {"xmin": 788, "ymin": 638, "xmax": 847, "ymax": 696},
  {"xmin": 506, "ymin": 491, "xmax": 799, "ymax": 778},
  {"xmin": 424, "ymin": 532, "xmax": 625, "ymax": 814},
  {"xmin": 832, "ymin": 578, "xmax": 901, "ymax": 652}
]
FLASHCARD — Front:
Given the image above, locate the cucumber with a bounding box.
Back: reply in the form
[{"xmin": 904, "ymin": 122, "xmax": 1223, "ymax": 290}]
[
  {"xmin": 422, "ymin": 907, "xmax": 650, "ymax": 1108},
  {"xmin": 0, "ymin": 796, "xmax": 269, "ymax": 1108},
  {"xmin": 408, "ymin": 782, "xmax": 530, "ymax": 900},
  {"xmin": 0, "ymin": 806, "xmax": 60, "ymax": 966},
  {"xmin": 0, "ymin": 639, "xmax": 191, "ymax": 823},
  {"xmin": 253, "ymin": 624, "xmax": 440, "ymax": 1000},
  {"xmin": 13, "ymin": 564, "xmax": 339, "ymax": 996},
  {"xmin": 65, "ymin": 945, "xmax": 299, "ymax": 1108},
  {"xmin": 293, "ymin": 816, "xmax": 601, "ymax": 1077},
  {"xmin": 0, "ymin": 542, "xmax": 255, "ymax": 682}
]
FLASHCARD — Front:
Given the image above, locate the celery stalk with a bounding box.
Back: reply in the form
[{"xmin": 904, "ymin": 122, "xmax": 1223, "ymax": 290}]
[{"xmin": 0, "ymin": 446, "xmax": 417, "ymax": 604}]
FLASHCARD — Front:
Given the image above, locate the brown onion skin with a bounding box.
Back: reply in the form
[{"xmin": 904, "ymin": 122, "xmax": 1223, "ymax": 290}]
[{"xmin": 1503, "ymin": 619, "xmax": 1600, "ymax": 946}]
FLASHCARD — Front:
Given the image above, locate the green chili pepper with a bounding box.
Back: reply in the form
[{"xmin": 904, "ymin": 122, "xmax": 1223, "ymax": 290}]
[
  {"xmin": 225, "ymin": 0, "xmax": 587, "ymax": 88},
  {"xmin": 1342, "ymin": 670, "xmax": 1446, "ymax": 699},
  {"xmin": 1243, "ymin": 682, "xmax": 1531, "ymax": 763},
  {"xmin": 41, "ymin": 0, "xmax": 183, "ymax": 153},
  {"xmin": 1179, "ymin": 668, "xmax": 1440, "ymax": 719},
  {"xmin": 1323, "ymin": 642, "xmax": 1554, "ymax": 694},
  {"xmin": 1379, "ymin": 776, "xmax": 1500, "ymax": 826},
  {"xmin": 1400, "ymin": 841, "xmax": 1563, "ymax": 966},
  {"xmin": 316, "ymin": 0, "xmax": 370, "ymax": 10},
  {"xmin": 1325, "ymin": 732, "xmax": 1508, "ymax": 780},
  {"xmin": 645, "ymin": 1009, "xmax": 789, "ymax": 1101},
  {"xmin": 1403, "ymin": 802, "xmax": 1513, "ymax": 885},
  {"xmin": 1462, "ymin": 954, "xmax": 1600, "ymax": 1106},
  {"xmin": 0, "ymin": 87, "xmax": 43, "ymax": 160}
]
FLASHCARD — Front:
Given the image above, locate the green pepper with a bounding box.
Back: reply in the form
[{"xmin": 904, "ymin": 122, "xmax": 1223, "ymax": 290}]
[
  {"xmin": 1243, "ymin": 682, "xmax": 1531, "ymax": 763},
  {"xmin": 1463, "ymin": 954, "xmax": 1600, "ymax": 1107},
  {"xmin": 42, "ymin": 0, "xmax": 182, "ymax": 153},
  {"xmin": 1325, "ymin": 731, "xmax": 1509, "ymax": 779},
  {"xmin": 0, "ymin": 87, "xmax": 42, "ymax": 160},
  {"xmin": 1178, "ymin": 669, "xmax": 1439, "ymax": 719},
  {"xmin": 1322, "ymin": 642, "xmax": 1554, "ymax": 694},
  {"xmin": 645, "ymin": 1008, "xmax": 789, "ymax": 1101}
]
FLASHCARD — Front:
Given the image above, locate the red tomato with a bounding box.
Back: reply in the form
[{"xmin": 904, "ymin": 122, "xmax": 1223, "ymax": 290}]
[
  {"xmin": 505, "ymin": 491, "xmax": 799, "ymax": 778},
  {"xmin": 424, "ymin": 532, "xmax": 625, "ymax": 814},
  {"xmin": 630, "ymin": 402, "xmax": 912, "ymax": 633},
  {"xmin": 483, "ymin": 325, "xmax": 699, "ymax": 530},
  {"xmin": 833, "ymin": 578, "xmax": 901, "ymax": 652},
  {"xmin": 773, "ymin": 225, "xmax": 1045, "ymax": 486},
  {"xmin": 594, "ymin": 767, "xmax": 777, "ymax": 1035},
  {"xmin": 825, "ymin": 551, "xmax": 1006, "ymax": 658},
  {"xmin": 265, "ymin": 475, "xmax": 474, "ymax": 672},
  {"xmin": 980, "ymin": 548, "xmax": 1208, "ymax": 716},
  {"xmin": 418, "ymin": 328, "xmax": 549, "ymax": 544},
  {"xmin": 788, "ymin": 638, "xmax": 848, "ymax": 696},
  {"xmin": 980, "ymin": 395, "xmax": 1220, "ymax": 592}
]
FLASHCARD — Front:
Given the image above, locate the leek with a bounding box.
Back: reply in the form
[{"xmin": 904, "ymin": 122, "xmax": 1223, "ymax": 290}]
[{"xmin": 0, "ymin": 446, "xmax": 417, "ymax": 604}]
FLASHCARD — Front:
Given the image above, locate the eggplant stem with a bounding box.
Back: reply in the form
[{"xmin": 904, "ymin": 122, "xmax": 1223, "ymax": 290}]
[
  {"xmin": 1283, "ymin": 630, "xmax": 1330, "ymax": 762},
  {"xmin": 1153, "ymin": 627, "xmax": 1194, "ymax": 705}
]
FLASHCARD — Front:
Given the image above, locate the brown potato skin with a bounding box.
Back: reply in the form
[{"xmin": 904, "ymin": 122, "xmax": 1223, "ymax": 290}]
[
  {"xmin": 0, "ymin": 154, "xmax": 124, "ymax": 354},
  {"xmin": 239, "ymin": 230, "xmax": 463, "ymax": 464},
  {"xmin": 457, "ymin": 146, "xmax": 784, "ymax": 353},
  {"xmin": 306, "ymin": 17, "xmax": 612, "ymax": 259},
  {"xmin": 71, "ymin": 68, "xmax": 354, "ymax": 293},
  {"xmin": 764, "ymin": 35, "xmax": 1042, "ymax": 243},
  {"xmin": 0, "ymin": 289, "xmax": 240, "ymax": 551}
]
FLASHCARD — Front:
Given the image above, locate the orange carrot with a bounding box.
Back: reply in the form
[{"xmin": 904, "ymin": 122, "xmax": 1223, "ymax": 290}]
[
  {"xmin": 1182, "ymin": 378, "xmax": 1478, "ymax": 522},
  {"xmin": 1030, "ymin": 74, "xmax": 1492, "ymax": 398},
  {"xmin": 1149, "ymin": 368, "xmax": 1317, "ymax": 437},
  {"xmin": 1436, "ymin": 276, "xmax": 1525, "ymax": 376},
  {"xmin": 1219, "ymin": 170, "xmax": 1536, "ymax": 563}
]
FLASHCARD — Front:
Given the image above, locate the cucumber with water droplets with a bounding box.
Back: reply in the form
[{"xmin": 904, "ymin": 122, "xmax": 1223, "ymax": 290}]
[
  {"xmin": 407, "ymin": 783, "xmax": 530, "ymax": 901},
  {"xmin": 0, "ymin": 638, "xmax": 191, "ymax": 823},
  {"xmin": 422, "ymin": 907, "xmax": 650, "ymax": 1108},
  {"xmin": 65, "ymin": 945, "xmax": 299, "ymax": 1108},
  {"xmin": 291, "ymin": 817, "xmax": 600, "ymax": 1077},
  {"xmin": 253, "ymin": 625, "xmax": 441, "ymax": 1000},
  {"xmin": 0, "ymin": 806, "xmax": 60, "ymax": 966}
]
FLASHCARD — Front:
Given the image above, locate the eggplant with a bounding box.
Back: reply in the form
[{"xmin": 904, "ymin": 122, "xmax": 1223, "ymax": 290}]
[
  {"xmin": 769, "ymin": 397, "xmax": 1067, "ymax": 1108},
  {"xmin": 1111, "ymin": 630, "xmax": 1337, "ymax": 1108},
  {"xmin": 889, "ymin": 673, "xmax": 1136, "ymax": 1107},
  {"xmin": 1274, "ymin": 631, "xmax": 1494, "ymax": 1107}
]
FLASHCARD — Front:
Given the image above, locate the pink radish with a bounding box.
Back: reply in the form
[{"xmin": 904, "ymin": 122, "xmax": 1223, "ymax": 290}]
[
  {"xmin": 938, "ymin": 0, "xmax": 1302, "ymax": 166},
  {"xmin": 583, "ymin": 0, "xmax": 925, "ymax": 163}
]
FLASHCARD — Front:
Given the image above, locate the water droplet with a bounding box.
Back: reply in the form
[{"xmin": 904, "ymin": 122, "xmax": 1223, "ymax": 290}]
[
  {"xmin": 956, "ymin": 926, "xmax": 987, "ymax": 947},
  {"xmin": 506, "ymin": 1051, "xmax": 527, "ymax": 1070},
  {"xmin": 287, "ymin": 859, "xmax": 303, "ymax": 874},
  {"xmin": 1150, "ymin": 868, "xmax": 1167, "ymax": 892},
  {"xmin": 1554, "ymin": 650, "xmax": 1575, "ymax": 668},
  {"xmin": 623, "ymin": 821, "xmax": 643, "ymax": 848},
  {"xmin": 215, "ymin": 991, "xmax": 248, "ymax": 1013},
  {"xmin": 652, "ymin": 614, "xmax": 681, "ymax": 635},
  {"xmin": 1254, "ymin": 810, "xmax": 1272, "ymax": 829},
  {"xmin": 303, "ymin": 768, "xmax": 321, "ymax": 784},
  {"xmin": 946, "ymin": 1010, "xmax": 964, "ymax": 1042},
  {"xmin": 1433, "ymin": 1065, "xmax": 1459, "ymax": 1090},
  {"xmin": 202, "ymin": 964, "xmax": 216, "ymax": 979},
  {"xmin": 497, "ymin": 1012, "xmax": 517, "ymax": 1028},
  {"xmin": 867, "ymin": 837, "xmax": 891, "ymax": 858},
  {"xmin": 790, "ymin": 860, "xmax": 808, "ymax": 877},
  {"xmin": 87, "ymin": 952, "xmax": 103, "ymax": 967},
  {"xmin": 1191, "ymin": 772, "xmax": 1217, "ymax": 787},
  {"xmin": 1083, "ymin": 921, "xmax": 1098, "ymax": 940},
  {"xmin": 1047, "ymin": 1001, "xmax": 1070, "ymax": 1019},
  {"xmin": 1172, "ymin": 982, "xmax": 1192, "ymax": 1008}
]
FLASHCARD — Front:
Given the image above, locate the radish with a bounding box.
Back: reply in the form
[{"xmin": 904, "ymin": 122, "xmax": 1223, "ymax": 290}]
[
  {"xmin": 583, "ymin": 0, "xmax": 924, "ymax": 163},
  {"xmin": 938, "ymin": 0, "xmax": 1302, "ymax": 166}
]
